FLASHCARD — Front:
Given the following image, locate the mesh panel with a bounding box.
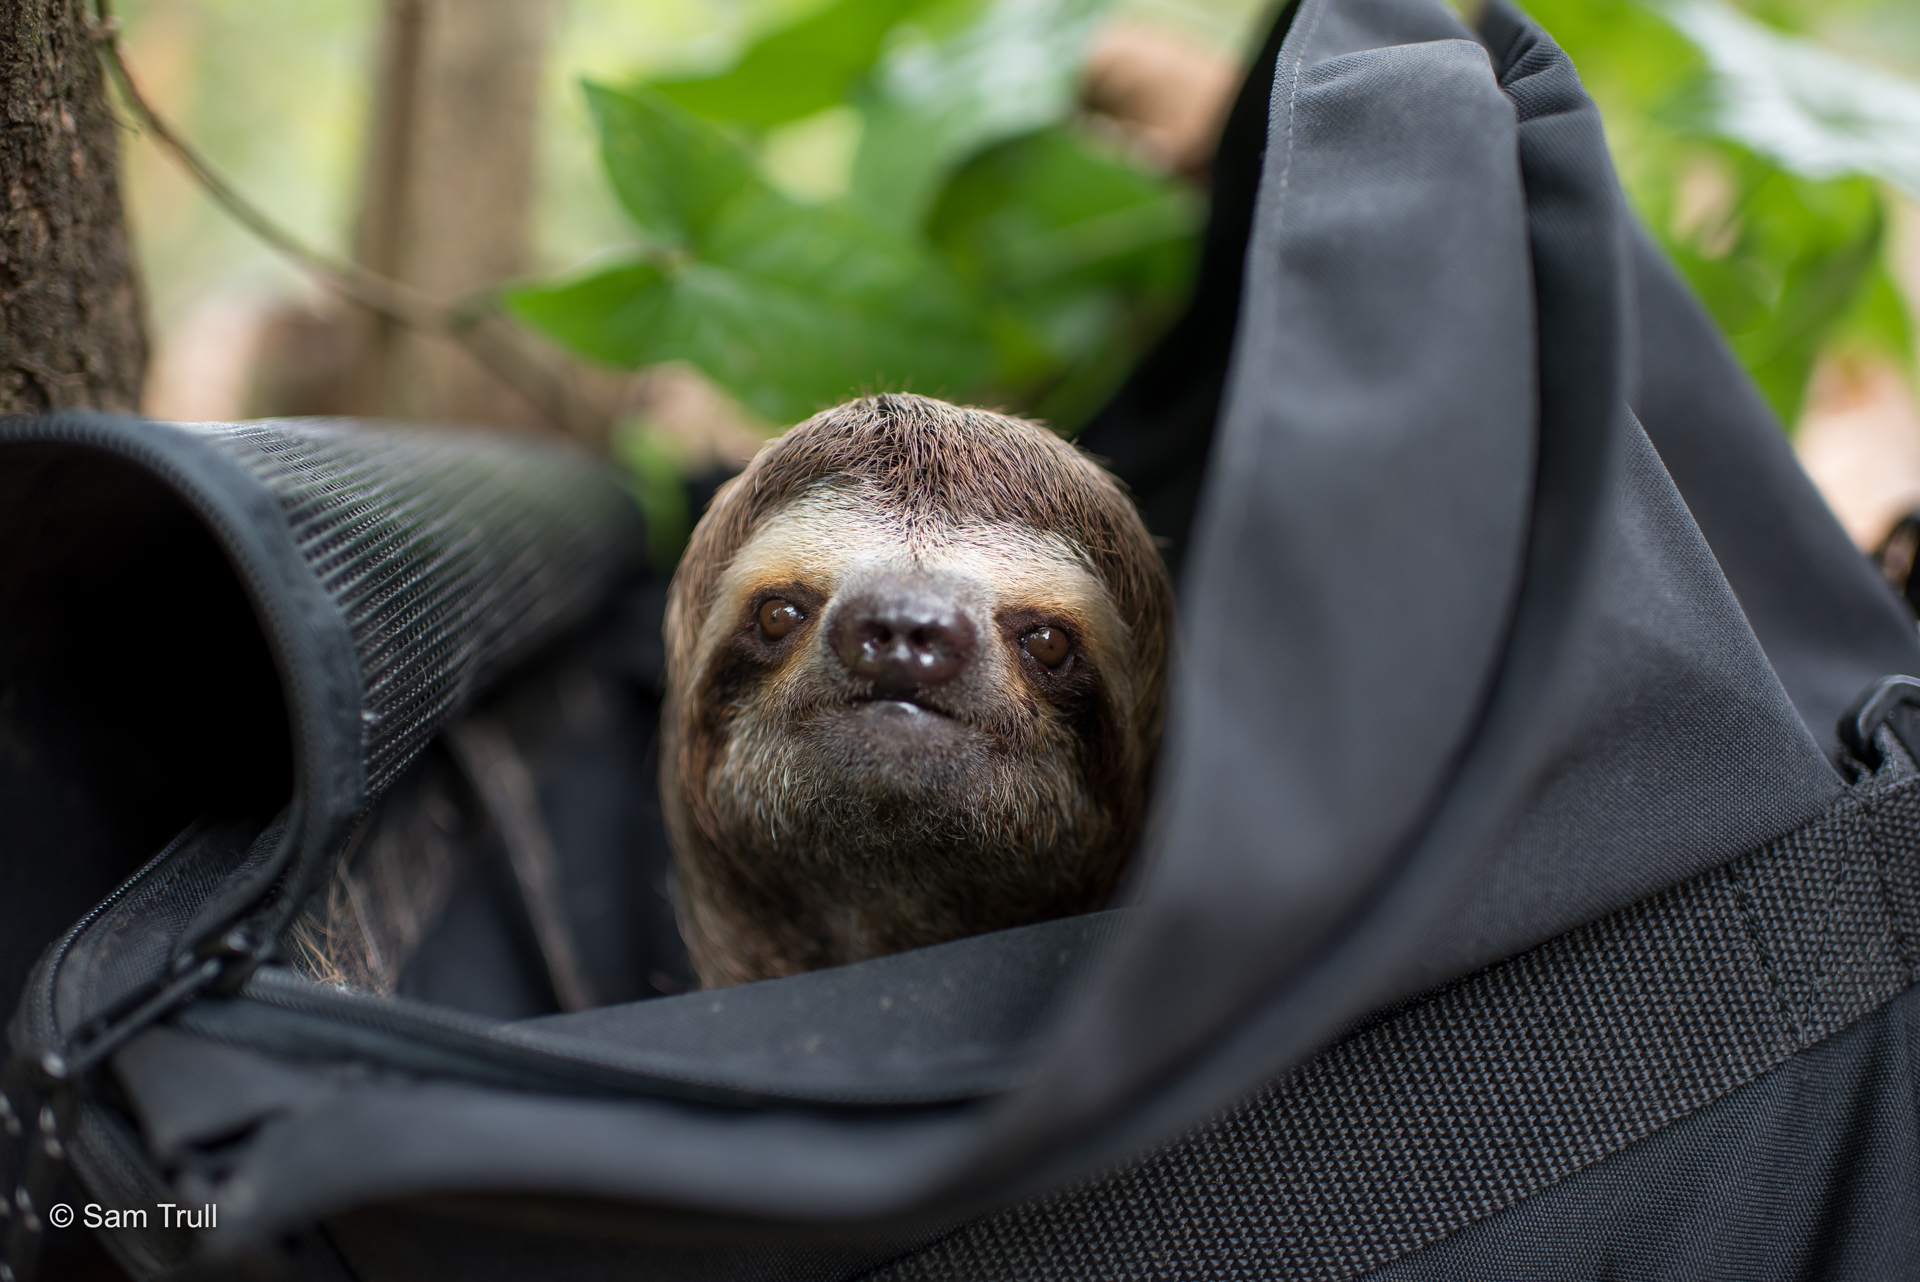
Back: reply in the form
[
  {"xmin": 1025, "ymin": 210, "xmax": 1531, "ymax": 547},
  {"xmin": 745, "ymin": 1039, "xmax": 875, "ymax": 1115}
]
[
  {"xmin": 41, "ymin": 819, "xmax": 269, "ymax": 1047},
  {"xmin": 186, "ymin": 421, "xmax": 640, "ymax": 798},
  {"xmin": 875, "ymin": 778, "xmax": 1920, "ymax": 1282}
]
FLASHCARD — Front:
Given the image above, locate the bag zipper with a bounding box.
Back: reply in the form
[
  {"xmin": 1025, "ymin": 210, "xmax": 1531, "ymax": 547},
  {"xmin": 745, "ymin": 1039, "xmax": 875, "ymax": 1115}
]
[
  {"xmin": 3, "ymin": 822, "xmax": 278, "ymax": 1282},
  {"xmin": 210, "ymin": 964, "xmax": 1030, "ymax": 1108}
]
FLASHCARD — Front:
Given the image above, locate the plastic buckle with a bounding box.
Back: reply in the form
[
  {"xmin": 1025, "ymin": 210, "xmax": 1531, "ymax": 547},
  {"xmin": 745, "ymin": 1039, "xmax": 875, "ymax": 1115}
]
[{"xmin": 1838, "ymin": 675, "xmax": 1920, "ymax": 772}]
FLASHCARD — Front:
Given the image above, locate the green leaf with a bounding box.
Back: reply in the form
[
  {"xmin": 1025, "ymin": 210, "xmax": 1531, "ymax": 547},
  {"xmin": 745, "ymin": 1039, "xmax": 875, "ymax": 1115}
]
[
  {"xmin": 506, "ymin": 260, "xmax": 674, "ymax": 368},
  {"xmin": 928, "ymin": 128, "xmax": 1197, "ymax": 292},
  {"xmin": 1662, "ymin": 158, "xmax": 1887, "ymax": 423},
  {"xmin": 1654, "ymin": 0, "xmax": 1920, "ymax": 199},
  {"xmin": 925, "ymin": 127, "xmax": 1199, "ymax": 427},
  {"xmin": 525, "ymin": 82, "xmax": 991, "ymax": 421},
  {"xmin": 849, "ymin": 0, "xmax": 1111, "ymax": 232},
  {"xmin": 1830, "ymin": 258, "xmax": 1916, "ymax": 365},
  {"xmin": 584, "ymin": 81, "xmax": 759, "ymax": 248},
  {"xmin": 651, "ymin": 0, "xmax": 935, "ymax": 128},
  {"xmin": 512, "ymin": 249, "xmax": 987, "ymax": 422}
]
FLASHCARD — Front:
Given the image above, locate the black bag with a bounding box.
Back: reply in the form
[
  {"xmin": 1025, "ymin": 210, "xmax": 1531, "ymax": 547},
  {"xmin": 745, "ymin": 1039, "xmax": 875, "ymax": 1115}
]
[{"xmin": 7, "ymin": 1, "xmax": 1920, "ymax": 1278}]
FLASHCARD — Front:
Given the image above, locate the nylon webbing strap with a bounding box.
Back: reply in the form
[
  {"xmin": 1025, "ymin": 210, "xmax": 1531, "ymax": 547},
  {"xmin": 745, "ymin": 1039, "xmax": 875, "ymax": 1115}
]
[{"xmin": 877, "ymin": 773, "xmax": 1920, "ymax": 1281}]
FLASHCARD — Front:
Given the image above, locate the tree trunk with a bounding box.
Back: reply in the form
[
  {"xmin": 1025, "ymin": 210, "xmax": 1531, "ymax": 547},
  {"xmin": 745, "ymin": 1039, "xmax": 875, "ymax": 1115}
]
[
  {"xmin": 345, "ymin": 0, "xmax": 556, "ymax": 428},
  {"xmin": 0, "ymin": 0, "xmax": 145, "ymax": 416}
]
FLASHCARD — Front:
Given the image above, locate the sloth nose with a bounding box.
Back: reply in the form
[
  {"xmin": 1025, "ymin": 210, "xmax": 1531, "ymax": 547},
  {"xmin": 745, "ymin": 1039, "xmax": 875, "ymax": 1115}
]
[{"xmin": 832, "ymin": 586, "xmax": 976, "ymax": 694}]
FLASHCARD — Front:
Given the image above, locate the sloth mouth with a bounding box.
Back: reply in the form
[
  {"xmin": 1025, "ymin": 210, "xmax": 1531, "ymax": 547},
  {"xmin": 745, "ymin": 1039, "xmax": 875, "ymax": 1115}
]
[
  {"xmin": 845, "ymin": 693, "xmax": 956, "ymax": 719},
  {"xmin": 799, "ymin": 688, "xmax": 1020, "ymax": 753},
  {"xmin": 805, "ymin": 698, "xmax": 979, "ymax": 775}
]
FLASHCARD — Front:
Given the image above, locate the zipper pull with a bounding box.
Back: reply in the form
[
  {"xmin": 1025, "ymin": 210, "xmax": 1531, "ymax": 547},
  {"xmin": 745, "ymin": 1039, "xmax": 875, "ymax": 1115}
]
[
  {"xmin": 0, "ymin": 922, "xmax": 273, "ymax": 1282},
  {"xmin": 60, "ymin": 921, "xmax": 272, "ymax": 1079}
]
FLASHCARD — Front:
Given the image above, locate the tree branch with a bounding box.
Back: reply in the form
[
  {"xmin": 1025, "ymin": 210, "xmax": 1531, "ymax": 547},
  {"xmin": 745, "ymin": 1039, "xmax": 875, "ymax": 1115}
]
[{"xmin": 88, "ymin": 0, "xmax": 595, "ymax": 437}]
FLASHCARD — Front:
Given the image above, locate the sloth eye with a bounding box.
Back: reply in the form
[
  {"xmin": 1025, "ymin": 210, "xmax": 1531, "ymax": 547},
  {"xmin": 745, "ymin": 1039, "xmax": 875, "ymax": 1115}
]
[
  {"xmin": 1021, "ymin": 626, "xmax": 1071, "ymax": 669},
  {"xmin": 757, "ymin": 598, "xmax": 805, "ymax": 640}
]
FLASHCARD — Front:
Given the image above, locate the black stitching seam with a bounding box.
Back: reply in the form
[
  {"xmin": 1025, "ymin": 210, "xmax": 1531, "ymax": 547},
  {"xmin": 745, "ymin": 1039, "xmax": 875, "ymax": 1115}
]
[{"xmin": 1724, "ymin": 854, "xmax": 1806, "ymax": 1051}]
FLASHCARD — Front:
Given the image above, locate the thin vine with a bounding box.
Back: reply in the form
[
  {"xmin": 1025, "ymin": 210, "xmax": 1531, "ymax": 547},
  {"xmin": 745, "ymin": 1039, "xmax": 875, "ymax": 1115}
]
[{"xmin": 87, "ymin": 0, "xmax": 596, "ymax": 437}]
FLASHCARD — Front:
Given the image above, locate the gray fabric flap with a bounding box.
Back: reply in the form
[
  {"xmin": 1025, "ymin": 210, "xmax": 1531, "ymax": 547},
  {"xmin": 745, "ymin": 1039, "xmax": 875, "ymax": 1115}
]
[
  {"xmin": 114, "ymin": 1026, "xmax": 337, "ymax": 1164},
  {"xmin": 525, "ymin": 911, "xmax": 1124, "ymax": 1075},
  {"xmin": 1005, "ymin": 3, "xmax": 1540, "ymax": 1153}
]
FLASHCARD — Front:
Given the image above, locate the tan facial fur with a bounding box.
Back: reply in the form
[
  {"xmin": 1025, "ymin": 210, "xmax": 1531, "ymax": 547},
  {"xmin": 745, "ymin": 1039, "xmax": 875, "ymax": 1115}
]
[{"xmin": 662, "ymin": 394, "xmax": 1173, "ymax": 989}]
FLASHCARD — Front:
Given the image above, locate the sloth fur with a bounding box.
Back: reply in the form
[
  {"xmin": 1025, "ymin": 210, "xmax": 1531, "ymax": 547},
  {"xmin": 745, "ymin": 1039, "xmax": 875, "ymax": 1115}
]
[{"xmin": 663, "ymin": 393, "xmax": 1174, "ymax": 989}]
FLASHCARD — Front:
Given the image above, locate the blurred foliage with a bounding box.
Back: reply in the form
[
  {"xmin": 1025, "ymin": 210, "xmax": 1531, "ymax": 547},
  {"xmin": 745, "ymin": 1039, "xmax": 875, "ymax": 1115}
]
[
  {"xmin": 510, "ymin": 0, "xmax": 1201, "ymax": 431},
  {"xmin": 116, "ymin": 0, "xmax": 375, "ymax": 329},
  {"xmin": 1520, "ymin": 0, "xmax": 1920, "ymax": 426},
  {"xmin": 119, "ymin": 0, "xmax": 1916, "ymax": 438},
  {"xmin": 925, "ymin": 126, "xmax": 1197, "ymax": 419},
  {"xmin": 528, "ymin": 0, "xmax": 1920, "ymax": 435},
  {"xmin": 611, "ymin": 417, "xmax": 695, "ymax": 570},
  {"xmin": 513, "ymin": 81, "xmax": 991, "ymax": 423}
]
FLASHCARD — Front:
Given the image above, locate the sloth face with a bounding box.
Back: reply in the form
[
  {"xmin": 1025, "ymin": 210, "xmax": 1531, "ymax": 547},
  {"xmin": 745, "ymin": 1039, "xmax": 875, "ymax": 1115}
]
[{"xmin": 662, "ymin": 396, "xmax": 1170, "ymax": 989}]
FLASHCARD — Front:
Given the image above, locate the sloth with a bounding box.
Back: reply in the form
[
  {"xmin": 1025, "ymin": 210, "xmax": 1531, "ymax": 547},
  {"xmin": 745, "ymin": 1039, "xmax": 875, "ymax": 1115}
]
[
  {"xmin": 287, "ymin": 393, "xmax": 1172, "ymax": 1002},
  {"xmin": 663, "ymin": 393, "xmax": 1175, "ymax": 989}
]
